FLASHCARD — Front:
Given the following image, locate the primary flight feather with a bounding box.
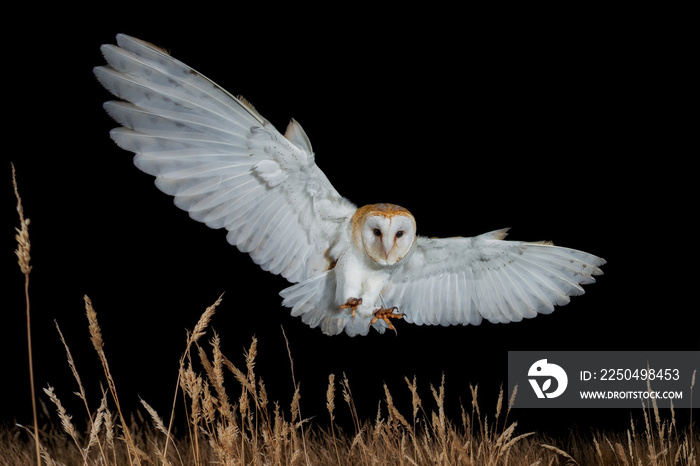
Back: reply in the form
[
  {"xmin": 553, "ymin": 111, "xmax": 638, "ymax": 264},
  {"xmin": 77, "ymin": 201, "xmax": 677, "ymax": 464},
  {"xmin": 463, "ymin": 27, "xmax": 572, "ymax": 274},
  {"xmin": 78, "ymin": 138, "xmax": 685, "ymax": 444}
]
[{"xmin": 95, "ymin": 34, "xmax": 605, "ymax": 337}]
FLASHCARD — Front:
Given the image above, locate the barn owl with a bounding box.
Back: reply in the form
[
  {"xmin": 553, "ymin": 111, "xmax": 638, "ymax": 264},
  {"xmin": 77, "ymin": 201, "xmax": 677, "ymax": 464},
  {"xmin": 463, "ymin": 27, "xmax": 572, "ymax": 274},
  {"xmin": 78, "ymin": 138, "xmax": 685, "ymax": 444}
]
[{"xmin": 94, "ymin": 34, "xmax": 605, "ymax": 337}]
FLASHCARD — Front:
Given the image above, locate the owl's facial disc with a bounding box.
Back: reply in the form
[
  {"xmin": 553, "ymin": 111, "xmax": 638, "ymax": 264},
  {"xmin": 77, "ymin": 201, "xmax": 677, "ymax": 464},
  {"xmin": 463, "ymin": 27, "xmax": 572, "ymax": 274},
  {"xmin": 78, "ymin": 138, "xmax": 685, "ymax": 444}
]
[{"xmin": 361, "ymin": 209, "xmax": 417, "ymax": 266}]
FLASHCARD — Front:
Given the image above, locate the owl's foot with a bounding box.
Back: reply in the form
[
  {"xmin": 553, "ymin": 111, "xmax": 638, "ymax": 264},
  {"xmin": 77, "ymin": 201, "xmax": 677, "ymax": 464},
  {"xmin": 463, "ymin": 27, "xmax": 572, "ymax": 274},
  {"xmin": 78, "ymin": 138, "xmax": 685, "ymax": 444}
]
[
  {"xmin": 370, "ymin": 307, "xmax": 405, "ymax": 331},
  {"xmin": 339, "ymin": 297, "xmax": 362, "ymax": 318}
]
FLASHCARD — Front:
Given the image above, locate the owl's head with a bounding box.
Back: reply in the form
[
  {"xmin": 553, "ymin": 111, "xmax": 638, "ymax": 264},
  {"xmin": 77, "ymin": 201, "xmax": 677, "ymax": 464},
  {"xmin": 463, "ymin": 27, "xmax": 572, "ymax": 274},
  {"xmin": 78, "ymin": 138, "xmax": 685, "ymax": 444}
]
[{"xmin": 352, "ymin": 203, "xmax": 417, "ymax": 266}]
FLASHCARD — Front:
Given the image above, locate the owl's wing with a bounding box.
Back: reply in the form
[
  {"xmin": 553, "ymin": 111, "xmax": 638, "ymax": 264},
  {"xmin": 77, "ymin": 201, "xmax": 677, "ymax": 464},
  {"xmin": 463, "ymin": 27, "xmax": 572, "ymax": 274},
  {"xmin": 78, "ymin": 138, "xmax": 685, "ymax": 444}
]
[
  {"xmin": 95, "ymin": 34, "xmax": 356, "ymax": 283},
  {"xmin": 383, "ymin": 229, "xmax": 605, "ymax": 326}
]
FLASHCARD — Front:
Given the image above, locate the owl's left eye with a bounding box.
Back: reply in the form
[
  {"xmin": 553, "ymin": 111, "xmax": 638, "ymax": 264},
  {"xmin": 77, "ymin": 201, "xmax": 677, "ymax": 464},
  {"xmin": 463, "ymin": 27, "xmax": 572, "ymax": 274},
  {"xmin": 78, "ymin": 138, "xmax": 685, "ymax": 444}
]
[
  {"xmin": 373, "ymin": 228, "xmax": 382, "ymax": 237},
  {"xmin": 396, "ymin": 231, "xmax": 404, "ymax": 238}
]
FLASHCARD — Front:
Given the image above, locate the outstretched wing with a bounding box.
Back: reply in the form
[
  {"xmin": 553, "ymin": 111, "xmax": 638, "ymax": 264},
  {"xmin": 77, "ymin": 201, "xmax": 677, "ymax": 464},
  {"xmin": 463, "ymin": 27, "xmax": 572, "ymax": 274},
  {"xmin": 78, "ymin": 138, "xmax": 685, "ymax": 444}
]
[
  {"xmin": 383, "ymin": 229, "xmax": 605, "ymax": 326},
  {"xmin": 95, "ymin": 34, "xmax": 356, "ymax": 283}
]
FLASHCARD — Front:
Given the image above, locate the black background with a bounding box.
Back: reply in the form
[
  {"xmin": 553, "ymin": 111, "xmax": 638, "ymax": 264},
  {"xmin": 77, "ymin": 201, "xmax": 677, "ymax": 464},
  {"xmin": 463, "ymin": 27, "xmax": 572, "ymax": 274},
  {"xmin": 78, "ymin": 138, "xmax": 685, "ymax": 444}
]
[{"xmin": 2, "ymin": 6, "xmax": 696, "ymax": 440}]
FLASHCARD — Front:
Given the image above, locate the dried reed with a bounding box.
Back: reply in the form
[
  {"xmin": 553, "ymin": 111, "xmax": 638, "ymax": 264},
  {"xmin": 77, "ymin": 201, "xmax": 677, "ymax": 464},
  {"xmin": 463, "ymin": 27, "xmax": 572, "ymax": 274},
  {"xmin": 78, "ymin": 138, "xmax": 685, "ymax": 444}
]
[
  {"xmin": 12, "ymin": 164, "xmax": 39, "ymax": 466},
  {"xmin": 6, "ymin": 302, "xmax": 698, "ymax": 465}
]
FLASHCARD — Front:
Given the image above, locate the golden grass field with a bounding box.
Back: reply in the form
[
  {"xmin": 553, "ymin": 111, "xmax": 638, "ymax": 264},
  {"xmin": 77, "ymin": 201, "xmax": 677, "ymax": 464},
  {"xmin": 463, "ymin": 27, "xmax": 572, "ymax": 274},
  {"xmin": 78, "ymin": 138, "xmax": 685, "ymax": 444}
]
[{"xmin": 6, "ymin": 168, "xmax": 699, "ymax": 465}]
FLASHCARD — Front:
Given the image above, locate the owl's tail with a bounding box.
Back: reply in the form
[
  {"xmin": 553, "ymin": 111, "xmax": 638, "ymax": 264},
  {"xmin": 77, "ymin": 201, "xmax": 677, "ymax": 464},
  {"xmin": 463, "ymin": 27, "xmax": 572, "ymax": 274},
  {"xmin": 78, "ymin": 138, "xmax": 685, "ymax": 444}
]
[{"xmin": 280, "ymin": 271, "xmax": 386, "ymax": 337}]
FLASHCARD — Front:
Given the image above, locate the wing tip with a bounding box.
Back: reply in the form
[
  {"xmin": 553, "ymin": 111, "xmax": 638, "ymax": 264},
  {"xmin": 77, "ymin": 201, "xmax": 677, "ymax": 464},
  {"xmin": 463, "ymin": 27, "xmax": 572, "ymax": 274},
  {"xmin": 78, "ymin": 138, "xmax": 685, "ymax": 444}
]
[
  {"xmin": 472, "ymin": 228, "xmax": 510, "ymax": 241},
  {"xmin": 114, "ymin": 33, "xmax": 171, "ymax": 56}
]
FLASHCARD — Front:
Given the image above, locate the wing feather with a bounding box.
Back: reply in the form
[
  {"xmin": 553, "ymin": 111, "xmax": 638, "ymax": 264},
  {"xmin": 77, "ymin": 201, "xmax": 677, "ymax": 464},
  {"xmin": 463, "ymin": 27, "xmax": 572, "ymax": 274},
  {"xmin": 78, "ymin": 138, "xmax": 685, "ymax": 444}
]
[
  {"xmin": 384, "ymin": 231, "xmax": 605, "ymax": 326},
  {"xmin": 96, "ymin": 34, "xmax": 356, "ymax": 282}
]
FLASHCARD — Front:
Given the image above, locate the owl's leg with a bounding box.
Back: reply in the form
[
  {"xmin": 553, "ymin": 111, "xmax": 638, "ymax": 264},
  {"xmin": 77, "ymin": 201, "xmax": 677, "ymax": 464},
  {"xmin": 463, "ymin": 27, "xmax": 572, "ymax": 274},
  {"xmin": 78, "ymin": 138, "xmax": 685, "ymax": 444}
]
[
  {"xmin": 370, "ymin": 307, "xmax": 406, "ymax": 331},
  {"xmin": 339, "ymin": 297, "xmax": 362, "ymax": 318}
]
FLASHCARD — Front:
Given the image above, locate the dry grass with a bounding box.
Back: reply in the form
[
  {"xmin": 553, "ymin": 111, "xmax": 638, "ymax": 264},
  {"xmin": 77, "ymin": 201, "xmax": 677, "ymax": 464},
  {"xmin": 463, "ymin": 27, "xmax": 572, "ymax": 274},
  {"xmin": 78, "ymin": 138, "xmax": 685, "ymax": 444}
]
[{"xmin": 7, "ymin": 169, "xmax": 699, "ymax": 465}]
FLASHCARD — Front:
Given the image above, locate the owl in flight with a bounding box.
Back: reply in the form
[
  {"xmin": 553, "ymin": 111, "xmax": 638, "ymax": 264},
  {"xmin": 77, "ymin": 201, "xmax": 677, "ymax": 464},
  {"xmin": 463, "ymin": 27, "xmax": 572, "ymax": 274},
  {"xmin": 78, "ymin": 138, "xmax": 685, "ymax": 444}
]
[{"xmin": 95, "ymin": 34, "xmax": 605, "ymax": 337}]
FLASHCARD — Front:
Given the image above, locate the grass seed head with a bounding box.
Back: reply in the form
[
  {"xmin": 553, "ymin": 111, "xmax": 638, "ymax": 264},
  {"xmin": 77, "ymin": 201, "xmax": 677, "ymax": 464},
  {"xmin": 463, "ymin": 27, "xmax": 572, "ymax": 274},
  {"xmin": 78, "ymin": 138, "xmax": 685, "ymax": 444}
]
[
  {"xmin": 12, "ymin": 164, "xmax": 32, "ymax": 275},
  {"xmin": 84, "ymin": 295, "xmax": 104, "ymax": 351}
]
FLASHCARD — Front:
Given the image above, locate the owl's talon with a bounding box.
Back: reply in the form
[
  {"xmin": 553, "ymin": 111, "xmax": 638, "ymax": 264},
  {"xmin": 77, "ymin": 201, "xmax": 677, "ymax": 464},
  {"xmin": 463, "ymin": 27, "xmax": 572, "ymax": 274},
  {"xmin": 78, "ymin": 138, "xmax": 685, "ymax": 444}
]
[
  {"xmin": 370, "ymin": 307, "xmax": 405, "ymax": 331},
  {"xmin": 339, "ymin": 297, "xmax": 362, "ymax": 318}
]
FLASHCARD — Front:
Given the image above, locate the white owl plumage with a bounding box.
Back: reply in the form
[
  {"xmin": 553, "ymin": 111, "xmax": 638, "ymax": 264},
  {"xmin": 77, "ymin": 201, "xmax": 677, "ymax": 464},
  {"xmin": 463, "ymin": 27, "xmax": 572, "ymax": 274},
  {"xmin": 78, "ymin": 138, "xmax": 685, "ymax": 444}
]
[{"xmin": 95, "ymin": 34, "xmax": 605, "ymax": 337}]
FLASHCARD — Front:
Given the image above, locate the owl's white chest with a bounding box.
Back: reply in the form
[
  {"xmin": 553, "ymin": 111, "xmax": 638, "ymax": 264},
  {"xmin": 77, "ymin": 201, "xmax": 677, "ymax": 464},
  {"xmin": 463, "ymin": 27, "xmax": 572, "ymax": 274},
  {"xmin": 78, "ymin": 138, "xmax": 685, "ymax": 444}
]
[{"xmin": 334, "ymin": 245, "xmax": 392, "ymax": 317}]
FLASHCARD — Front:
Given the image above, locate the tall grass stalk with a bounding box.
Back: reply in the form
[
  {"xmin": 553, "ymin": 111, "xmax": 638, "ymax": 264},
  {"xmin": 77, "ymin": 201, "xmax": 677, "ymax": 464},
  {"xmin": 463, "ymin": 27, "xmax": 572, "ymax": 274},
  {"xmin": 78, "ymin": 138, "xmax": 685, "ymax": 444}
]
[
  {"xmin": 164, "ymin": 293, "xmax": 222, "ymax": 464},
  {"xmin": 327, "ymin": 373, "xmax": 342, "ymax": 465},
  {"xmin": 84, "ymin": 295, "xmax": 141, "ymax": 466},
  {"xmin": 12, "ymin": 164, "xmax": 40, "ymax": 466}
]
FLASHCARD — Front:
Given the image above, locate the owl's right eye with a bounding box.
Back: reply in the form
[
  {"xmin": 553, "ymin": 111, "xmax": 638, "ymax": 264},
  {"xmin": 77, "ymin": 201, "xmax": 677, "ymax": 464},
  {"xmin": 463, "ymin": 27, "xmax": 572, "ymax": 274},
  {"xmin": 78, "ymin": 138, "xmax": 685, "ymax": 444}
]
[{"xmin": 373, "ymin": 228, "xmax": 382, "ymax": 237}]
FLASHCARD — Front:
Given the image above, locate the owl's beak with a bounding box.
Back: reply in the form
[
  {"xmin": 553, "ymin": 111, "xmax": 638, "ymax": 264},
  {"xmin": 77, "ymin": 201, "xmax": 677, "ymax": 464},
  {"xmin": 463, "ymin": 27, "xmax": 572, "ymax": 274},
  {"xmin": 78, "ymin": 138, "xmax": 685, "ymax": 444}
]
[{"xmin": 382, "ymin": 238, "xmax": 394, "ymax": 260}]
